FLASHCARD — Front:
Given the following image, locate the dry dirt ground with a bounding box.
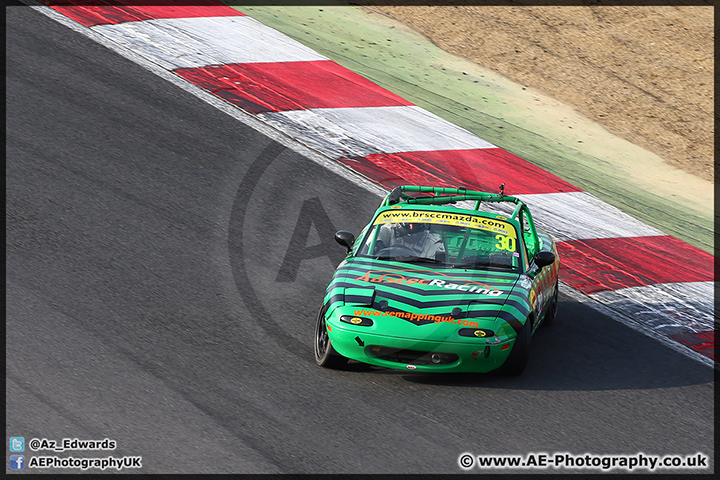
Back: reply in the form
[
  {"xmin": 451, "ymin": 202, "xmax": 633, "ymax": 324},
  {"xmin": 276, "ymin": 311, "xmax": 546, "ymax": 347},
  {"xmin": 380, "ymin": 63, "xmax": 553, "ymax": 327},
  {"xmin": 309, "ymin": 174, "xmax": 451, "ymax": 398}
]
[{"xmin": 363, "ymin": 4, "xmax": 713, "ymax": 183}]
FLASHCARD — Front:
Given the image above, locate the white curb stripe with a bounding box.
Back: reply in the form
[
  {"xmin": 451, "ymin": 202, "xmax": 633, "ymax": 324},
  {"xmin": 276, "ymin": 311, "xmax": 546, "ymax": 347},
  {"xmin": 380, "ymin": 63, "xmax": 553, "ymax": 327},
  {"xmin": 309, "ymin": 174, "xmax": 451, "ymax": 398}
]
[
  {"xmin": 452, "ymin": 191, "xmax": 664, "ymax": 242},
  {"xmin": 516, "ymin": 191, "xmax": 666, "ymax": 242},
  {"xmin": 257, "ymin": 106, "xmax": 497, "ymax": 158},
  {"xmin": 590, "ymin": 281, "xmax": 715, "ymax": 335},
  {"xmin": 92, "ymin": 16, "xmax": 327, "ymax": 70}
]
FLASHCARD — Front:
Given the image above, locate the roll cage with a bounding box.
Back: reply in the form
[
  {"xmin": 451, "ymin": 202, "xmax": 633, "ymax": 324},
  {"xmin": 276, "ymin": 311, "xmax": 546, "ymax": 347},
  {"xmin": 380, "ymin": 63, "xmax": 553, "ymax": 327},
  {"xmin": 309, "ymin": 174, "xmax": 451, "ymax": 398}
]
[{"xmin": 379, "ymin": 185, "xmax": 543, "ymax": 267}]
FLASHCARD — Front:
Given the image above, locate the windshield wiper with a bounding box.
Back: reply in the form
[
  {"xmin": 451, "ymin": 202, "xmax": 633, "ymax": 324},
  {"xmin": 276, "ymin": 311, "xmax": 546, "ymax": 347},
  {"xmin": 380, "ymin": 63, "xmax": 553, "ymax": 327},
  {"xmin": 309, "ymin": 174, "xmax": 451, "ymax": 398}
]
[
  {"xmin": 453, "ymin": 261, "xmax": 491, "ymax": 270},
  {"xmin": 454, "ymin": 261, "xmax": 514, "ymax": 271},
  {"xmin": 375, "ymin": 254, "xmax": 411, "ymax": 261},
  {"xmin": 405, "ymin": 256, "xmax": 445, "ymax": 264},
  {"xmin": 376, "ymin": 255, "xmax": 444, "ymax": 264}
]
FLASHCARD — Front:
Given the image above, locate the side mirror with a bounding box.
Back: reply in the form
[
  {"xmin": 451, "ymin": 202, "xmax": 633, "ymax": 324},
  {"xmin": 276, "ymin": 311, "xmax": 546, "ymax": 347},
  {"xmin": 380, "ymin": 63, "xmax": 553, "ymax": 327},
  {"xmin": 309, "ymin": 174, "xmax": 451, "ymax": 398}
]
[
  {"xmin": 335, "ymin": 230, "xmax": 355, "ymax": 252},
  {"xmin": 534, "ymin": 251, "xmax": 555, "ymax": 268}
]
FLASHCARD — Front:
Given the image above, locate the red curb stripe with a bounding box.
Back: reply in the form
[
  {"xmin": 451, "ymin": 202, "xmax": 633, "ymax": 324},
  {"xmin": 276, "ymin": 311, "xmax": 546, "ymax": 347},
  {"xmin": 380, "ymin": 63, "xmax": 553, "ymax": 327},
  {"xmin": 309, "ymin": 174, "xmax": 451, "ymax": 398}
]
[
  {"xmin": 338, "ymin": 149, "xmax": 582, "ymax": 195},
  {"xmin": 557, "ymin": 236, "xmax": 714, "ymax": 294},
  {"xmin": 41, "ymin": 1, "xmax": 243, "ymax": 27},
  {"xmin": 669, "ymin": 331, "xmax": 715, "ymax": 359},
  {"xmin": 174, "ymin": 61, "xmax": 414, "ymax": 114}
]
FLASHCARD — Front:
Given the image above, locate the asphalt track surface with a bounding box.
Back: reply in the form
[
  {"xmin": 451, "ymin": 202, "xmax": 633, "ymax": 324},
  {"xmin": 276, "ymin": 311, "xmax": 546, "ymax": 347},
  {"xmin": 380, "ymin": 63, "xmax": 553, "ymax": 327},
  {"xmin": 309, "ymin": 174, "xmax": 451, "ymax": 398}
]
[{"xmin": 6, "ymin": 6, "xmax": 714, "ymax": 474}]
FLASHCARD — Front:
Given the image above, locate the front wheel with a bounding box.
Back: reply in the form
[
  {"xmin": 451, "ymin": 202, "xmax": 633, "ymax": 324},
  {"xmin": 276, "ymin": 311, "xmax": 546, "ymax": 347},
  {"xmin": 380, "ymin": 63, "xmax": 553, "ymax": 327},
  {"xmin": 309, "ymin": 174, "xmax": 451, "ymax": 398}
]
[
  {"xmin": 500, "ymin": 317, "xmax": 531, "ymax": 376},
  {"xmin": 314, "ymin": 307, "xmax": 348, "ymax": 369}
]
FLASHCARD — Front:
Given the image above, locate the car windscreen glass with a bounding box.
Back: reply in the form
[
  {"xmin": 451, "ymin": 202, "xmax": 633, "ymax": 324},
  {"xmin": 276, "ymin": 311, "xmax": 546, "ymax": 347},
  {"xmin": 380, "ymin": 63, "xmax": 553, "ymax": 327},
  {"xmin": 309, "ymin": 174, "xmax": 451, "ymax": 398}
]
[{"xmin": 356, "ymin": 209, "xmax": 521, "ymax": 271}]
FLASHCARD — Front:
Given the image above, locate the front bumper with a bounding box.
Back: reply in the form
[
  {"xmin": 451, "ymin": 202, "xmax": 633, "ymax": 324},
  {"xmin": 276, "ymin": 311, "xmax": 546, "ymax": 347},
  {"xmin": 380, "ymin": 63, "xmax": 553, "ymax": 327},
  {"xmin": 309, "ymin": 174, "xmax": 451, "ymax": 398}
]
[{"xmin": 327, "ymin": 320, "xmax": 514, "ymax": 373}]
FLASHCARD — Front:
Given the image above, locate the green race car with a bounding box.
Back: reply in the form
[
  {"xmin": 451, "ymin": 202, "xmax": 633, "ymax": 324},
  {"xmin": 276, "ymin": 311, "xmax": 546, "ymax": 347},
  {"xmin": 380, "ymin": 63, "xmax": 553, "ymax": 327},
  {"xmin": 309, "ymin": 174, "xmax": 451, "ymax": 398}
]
[{"xmin": 314, "ymin": 186, "xmax": 559, "ymax": 375}]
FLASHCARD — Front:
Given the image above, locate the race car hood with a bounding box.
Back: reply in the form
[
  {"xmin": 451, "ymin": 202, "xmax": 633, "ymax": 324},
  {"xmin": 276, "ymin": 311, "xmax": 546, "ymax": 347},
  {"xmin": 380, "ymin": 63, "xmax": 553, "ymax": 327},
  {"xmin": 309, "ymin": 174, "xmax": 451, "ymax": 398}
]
[{"xmin": 325, "ymin": 258, "xmax": 527, "ymax": 334}]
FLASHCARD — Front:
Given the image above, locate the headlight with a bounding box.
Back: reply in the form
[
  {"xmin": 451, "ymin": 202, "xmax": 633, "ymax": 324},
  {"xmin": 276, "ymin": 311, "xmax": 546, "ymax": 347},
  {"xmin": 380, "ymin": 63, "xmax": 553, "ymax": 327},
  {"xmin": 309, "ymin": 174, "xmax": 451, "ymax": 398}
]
[
  {"xmin": 339, "ymin": 315, "xmax": 374, "ymax": 326},
  {"xmin": 458, "ymin": 328, "xmax": 495, "ymax": 338}
]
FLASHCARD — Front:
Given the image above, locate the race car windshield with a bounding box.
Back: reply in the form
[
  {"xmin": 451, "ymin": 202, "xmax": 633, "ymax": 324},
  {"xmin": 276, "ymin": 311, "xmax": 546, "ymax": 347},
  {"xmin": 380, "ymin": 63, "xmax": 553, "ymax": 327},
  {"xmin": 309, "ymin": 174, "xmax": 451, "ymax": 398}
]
[{"xmin": 357, "ymin": 210, "xmax": 521, "ymax": 271}]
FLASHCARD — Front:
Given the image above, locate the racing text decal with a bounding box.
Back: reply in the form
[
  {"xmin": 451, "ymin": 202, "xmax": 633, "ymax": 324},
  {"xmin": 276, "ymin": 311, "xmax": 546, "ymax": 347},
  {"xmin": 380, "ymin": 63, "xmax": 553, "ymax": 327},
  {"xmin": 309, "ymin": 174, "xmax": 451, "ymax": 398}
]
[
  {"xmin": 374, "ymin": 210, "xmax": 516, "ymax": 238},
  {"xmin": 353, "ymin": 269, "xmax": 505, "ymax": 296}
]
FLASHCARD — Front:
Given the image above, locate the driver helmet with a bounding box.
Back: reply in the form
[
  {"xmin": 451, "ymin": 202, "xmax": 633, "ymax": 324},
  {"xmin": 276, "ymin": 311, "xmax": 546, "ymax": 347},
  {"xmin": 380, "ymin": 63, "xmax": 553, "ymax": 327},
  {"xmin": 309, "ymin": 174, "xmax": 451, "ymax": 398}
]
[{"xmin": 396, "ymin": 222, "xmax": 429, "ymax": 237}]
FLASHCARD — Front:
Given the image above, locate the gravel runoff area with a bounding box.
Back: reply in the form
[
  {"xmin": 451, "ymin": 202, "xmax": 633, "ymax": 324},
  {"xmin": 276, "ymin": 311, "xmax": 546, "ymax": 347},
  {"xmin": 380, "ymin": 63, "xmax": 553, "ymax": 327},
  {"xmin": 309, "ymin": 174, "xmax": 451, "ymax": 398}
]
[{"xmin": 363, "ymin": 4, "xmax": 713, "ymax": 183}]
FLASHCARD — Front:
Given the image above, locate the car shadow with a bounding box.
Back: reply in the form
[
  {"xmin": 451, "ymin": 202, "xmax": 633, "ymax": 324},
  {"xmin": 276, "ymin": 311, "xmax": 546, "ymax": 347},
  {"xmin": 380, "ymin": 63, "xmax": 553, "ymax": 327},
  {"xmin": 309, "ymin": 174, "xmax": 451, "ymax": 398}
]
[{"xmin": 344, "ymin": 294, "xmax": 714, "ymax": 391}]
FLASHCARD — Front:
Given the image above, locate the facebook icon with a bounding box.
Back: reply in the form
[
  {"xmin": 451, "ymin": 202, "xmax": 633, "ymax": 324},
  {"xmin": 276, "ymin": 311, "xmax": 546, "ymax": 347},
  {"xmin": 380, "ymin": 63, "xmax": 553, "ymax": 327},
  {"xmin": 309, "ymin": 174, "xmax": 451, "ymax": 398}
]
[{"xmin": 10, "ymin": 455, "xmax": 25, "ymax": 470}]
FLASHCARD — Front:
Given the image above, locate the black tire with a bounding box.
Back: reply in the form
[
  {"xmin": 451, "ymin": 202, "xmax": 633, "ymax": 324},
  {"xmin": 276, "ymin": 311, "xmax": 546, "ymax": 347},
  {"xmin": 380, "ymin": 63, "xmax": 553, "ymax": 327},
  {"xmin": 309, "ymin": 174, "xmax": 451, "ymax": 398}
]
[
  {"xmin": 542, "ymin": 280, "xmax": 559, "ymax": 327},
  {"xmin": 314, "ymin": 307, "xmax": 348, "ymax": 369},
  {"xmin": 500, "ymin": 316, "xmax": 531, "ymax": 376}
]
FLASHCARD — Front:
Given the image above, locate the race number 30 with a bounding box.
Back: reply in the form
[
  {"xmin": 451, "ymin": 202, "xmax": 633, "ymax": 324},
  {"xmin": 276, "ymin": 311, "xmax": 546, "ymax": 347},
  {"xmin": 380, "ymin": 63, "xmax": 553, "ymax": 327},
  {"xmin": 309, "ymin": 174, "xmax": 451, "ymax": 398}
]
[{"xmin": 495, "ymin": 234, "xmax": 515, "ymax": 252}]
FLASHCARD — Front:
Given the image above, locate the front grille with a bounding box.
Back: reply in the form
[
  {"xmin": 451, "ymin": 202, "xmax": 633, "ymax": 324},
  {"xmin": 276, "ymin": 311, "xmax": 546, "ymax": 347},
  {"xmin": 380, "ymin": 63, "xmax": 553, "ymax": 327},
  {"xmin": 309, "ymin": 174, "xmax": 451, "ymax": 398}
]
[{"xmin": 367, "ymin": 346, "xmax": 459, "ymax": 365}]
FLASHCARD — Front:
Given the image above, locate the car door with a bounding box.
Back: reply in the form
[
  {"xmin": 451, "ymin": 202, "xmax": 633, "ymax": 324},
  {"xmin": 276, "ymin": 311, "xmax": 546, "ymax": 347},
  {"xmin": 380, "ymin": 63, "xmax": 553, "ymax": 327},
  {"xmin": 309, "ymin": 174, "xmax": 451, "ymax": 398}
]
[{"xmin": 519, "ymin": 206, "xmax": 555, "ymax": 328}]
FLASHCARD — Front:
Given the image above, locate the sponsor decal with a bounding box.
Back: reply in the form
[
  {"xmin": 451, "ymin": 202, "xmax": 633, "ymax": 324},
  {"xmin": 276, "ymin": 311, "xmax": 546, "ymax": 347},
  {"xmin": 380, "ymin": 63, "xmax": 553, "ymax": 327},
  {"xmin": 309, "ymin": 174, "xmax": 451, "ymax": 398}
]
[
  {"xmin": 374, "ymin": 210, "xmax": 516, "ymax": 238},
  {"xmin": 353, "ymin": 269, "xmax": 505, "ymax": 296},
  {"xmin": 353, "ymin": 309, "xmax": 480, "ymax": 328},
  {"xmin": 406, "ymin": 365, "xmax": 417, "ymax": 370},
  {"xmin": 529, "ymin": 289, "xmax": 538, "ymax": 310}
]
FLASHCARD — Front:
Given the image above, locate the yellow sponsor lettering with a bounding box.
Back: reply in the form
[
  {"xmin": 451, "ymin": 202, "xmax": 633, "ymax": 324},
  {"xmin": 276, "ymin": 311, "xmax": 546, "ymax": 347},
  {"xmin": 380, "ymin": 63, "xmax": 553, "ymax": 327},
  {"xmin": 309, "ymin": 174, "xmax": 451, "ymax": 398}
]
[{"xmin": 373, "ymin": 210, "xmax": 516, "ymax": 238}]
